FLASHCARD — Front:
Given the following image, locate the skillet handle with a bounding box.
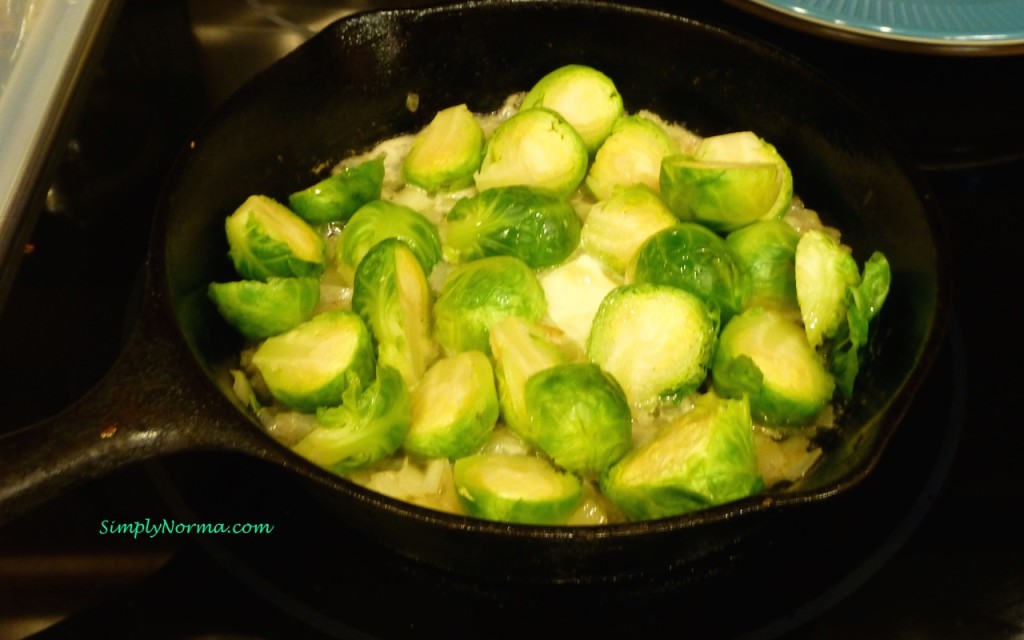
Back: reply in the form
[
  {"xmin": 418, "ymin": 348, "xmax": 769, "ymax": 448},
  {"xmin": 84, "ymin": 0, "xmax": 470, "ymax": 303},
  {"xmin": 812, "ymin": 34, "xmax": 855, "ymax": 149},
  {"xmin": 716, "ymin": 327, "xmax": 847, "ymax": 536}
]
[{"xmin": 0, "ymin": 293, "xmax": 278, "ymax": 525}]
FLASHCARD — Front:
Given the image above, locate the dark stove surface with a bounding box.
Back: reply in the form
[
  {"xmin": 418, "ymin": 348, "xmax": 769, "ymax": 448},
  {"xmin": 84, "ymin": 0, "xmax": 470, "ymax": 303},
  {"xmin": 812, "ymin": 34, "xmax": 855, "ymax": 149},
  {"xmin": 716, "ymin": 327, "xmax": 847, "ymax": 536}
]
[{"xmin": 0, "ymin": 1, "xmax": 1020, "ymax": 639}]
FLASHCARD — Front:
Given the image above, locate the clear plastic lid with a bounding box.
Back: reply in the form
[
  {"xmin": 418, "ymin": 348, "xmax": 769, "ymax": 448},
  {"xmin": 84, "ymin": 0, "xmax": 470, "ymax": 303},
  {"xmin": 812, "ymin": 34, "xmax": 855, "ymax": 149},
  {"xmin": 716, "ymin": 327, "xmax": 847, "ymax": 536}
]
[{"xmin": 0, "ymin": 0, "xmax": 111, "ymax": 308}]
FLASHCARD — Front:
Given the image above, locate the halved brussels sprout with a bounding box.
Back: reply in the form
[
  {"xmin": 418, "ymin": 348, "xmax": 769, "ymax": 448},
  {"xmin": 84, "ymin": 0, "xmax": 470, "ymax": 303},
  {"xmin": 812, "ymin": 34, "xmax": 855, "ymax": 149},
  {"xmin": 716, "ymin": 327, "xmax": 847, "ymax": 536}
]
[
  {"xmin": 537, "ymin": 252, "xmax": 620, "ymax": 350},
  {"xmin": 288, "ymin": 156, "xmax": 385, "ymax": 224},
  {"xmin": 351, "ymin": 239, "xmax": 437, "ymax": 388},
  {"xmin": 225, "ymin": 194, "xmax": 325, "ymax": 280},
  {"xmin": 474, "ymin": 107, "xmax": 588, "ymax": 198},
  {"xmin": 725, "ymin": 219, "xmax": 801, "ymax": 313},
  {"xmin": 520, "ymin": 64, "xmax": 624, "ymax": 153},
  {"xmin": 453, "ymin": 453, "xmax": 583, "ymax": 525},
  {"xmin": 794, "ymin": 229, "xmax": 861, "ymax": 349},
  {"xmin": 600, "ymin": 392, "xmax": 763, "ymax": 521},
  {"xmin": 587, "ymin": 283, "xmax": 719, "ymax": 410},
  {"xmin": 208, "ymin": 276, "xmax": 320, "ymax": 341},
  {"xmin": 660, "ymin": 131, "xmax": 793, "ymax": 233},
  {"xmin": 585, "ymin": 114, "xmax": 680, "ymax": 201},
  {"xmin": 403, "ymin": 103, "xmax": 485, "ymax": 192},
  {"xmin": 580, "ymin": 183, "xmax": 678, "ymax": 274},
  {"xmin": 630, "ymin": 223, "xmax": 746, "ymax": 321},
  {"xmin": 712, "ymin": 307, "xmax": 835, "ymax": 426},
  {"xmin": 442, "ymin": 185, "xmax": 581, "ymax": 269},
  {"xmin": 524, "ymin": 362, "xmax": 633, "ymax": 477},
  {"xmin": 489, "ymin": 316, "xmax": 569, "ymax": 438},
  {"xmin": 336, "ymin": 199, "xmax": 443, "ymax": 282},
  {"xmin": 250, "ymin": 309, "xmax": 376, "ymax": 412},
  {"xmin": 404, "ymin": 350, "xmax": 499, "ymax": 460},
  {"xmin": 432, "ymin": 255, "xmax": 547, "ymax": 355},
  {"xmin": 292, "ymin": 365, "xmax": 410, "ymax": 472}
]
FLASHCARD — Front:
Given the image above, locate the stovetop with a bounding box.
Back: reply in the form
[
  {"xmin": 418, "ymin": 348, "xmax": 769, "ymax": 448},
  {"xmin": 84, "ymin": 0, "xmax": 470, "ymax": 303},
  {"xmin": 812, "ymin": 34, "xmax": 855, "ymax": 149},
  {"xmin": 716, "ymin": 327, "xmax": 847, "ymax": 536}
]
[{"xmin": 0, "ymin": 1, "xmax": 1020, "ymax": 638}]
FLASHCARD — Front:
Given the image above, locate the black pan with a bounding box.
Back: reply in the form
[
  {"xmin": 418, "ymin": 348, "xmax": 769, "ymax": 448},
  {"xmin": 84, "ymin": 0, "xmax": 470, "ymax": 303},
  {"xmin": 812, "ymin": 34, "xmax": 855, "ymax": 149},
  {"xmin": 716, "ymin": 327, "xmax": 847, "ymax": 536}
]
[{"xmin": 0, "ymin": 0, "xmax": 949, "ymax": 582}]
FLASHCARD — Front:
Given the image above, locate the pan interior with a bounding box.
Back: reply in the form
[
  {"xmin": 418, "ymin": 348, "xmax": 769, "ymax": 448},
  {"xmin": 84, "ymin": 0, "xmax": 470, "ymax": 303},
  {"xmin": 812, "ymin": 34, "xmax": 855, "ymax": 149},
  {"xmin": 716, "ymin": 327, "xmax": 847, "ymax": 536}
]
[{"xmin": 155, "ymin": 0, "xmax": 946, "ymax": 556}]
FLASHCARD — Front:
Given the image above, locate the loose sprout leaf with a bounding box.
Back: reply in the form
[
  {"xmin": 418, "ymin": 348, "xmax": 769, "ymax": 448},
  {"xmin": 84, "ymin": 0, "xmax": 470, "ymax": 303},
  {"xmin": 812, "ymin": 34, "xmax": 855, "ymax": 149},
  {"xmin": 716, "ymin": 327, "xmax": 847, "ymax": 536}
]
[
  {"xmin": 293, "ymin": 365, "xmax": 411, "ymax": 472},
  {"xmin": 828, "ymin": 251, "xmax": 892, "ymax": 398}
]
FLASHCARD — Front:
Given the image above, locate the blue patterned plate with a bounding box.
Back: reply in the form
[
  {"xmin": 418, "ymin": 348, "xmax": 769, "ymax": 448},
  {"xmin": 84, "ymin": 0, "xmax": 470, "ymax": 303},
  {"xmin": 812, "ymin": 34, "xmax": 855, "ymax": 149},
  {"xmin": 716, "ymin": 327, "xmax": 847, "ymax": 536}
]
[{"xmin": 730, "ymin": 0, "xmax": 1024, "ymax": 52}]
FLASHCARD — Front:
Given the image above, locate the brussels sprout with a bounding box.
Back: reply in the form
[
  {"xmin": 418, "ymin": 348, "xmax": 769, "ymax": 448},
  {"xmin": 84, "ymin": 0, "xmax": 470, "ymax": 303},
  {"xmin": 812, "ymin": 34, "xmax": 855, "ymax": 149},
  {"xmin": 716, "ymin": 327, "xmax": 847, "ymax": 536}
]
[
  {"xmin": 537, "ymin": 252, "xmax": 619, "ymax": 350},
  {"xmin": 696, "ymin": 131, "xmax": 793, "ymax": 221},
  {"xmin": 712, "ymin": 307, "xmax": 835, "ymax": 426},
  {"xmin": 433, "ymin": 255, "xmax": 547, "ymax": 355},
  {"xmin": 587, "ymin": 283, "xmax": 719, "ymax": 410},
  {"xmin": 443, "ymin": 185, "xmax": 581, "ymax": 269},
  {"xmin": 336, "ymin": 199, "xmax": 443, "ymax": 282},
  {"xmin": 292, "ymin": 365, "xmax": 411, "ymax": 472},
  {"xmin": 224, "ymin": 195, "xmax": 325, "ymax": 280},
  {"xmin": 403, "ymin": 104, "xmax": 485, "ymax": 192},
  {"xmin": 489, "ymin": 316, "xmax": 569, "ymax": 438},
  {"xmin": 453, "ymin": 453, "xmax": 583, "ymax": 525},
  {"xmin": 288, "ymin": 156, "xmax": 385, "ymax": 224},
  {"xmin": 250, "ymin": 309, "xmax": 376, "ymax": 412},
  {"xmin": 524, "ymin": 362, "xmax": 632, "ymax": 477},
  {"xmin": 725, "ymin": 219, "xmax": 801, "ymax": 313},
  {"xmin": 600, "ymin": 392, "xmax": 763, "ymax": 520},
  {"xmin": 208, "ymin": 277, "xmax": 320, "ymax": 341},
  {"xmin": 630, "ymin": 223, "xmax": 746, "ymax": 321},
  {"xmin": 825, "ymin": 251, "xmax": 891, "ymax": 399},
  {"xmin": 352, "ymin": 239, "xmax": 437, "ymax": 387},
  {"xmin": 520, "ymin": 64, "xmax": 624, "ymax": 153},
  {"xmin": 659, "ymin": 132, "xmax": 792, "ymax": 233},
  {"xmin": 585, "ymin": 114, "xmax": 680, "ymax": 201},
  {"xmin": 404, "ymin": 350, "xmax": 499, "ymax": 459},
  {"xmin": 474, "ymin": 107, "xmax": 588, "ymax": 198},
  {"xmin": 580, "ymin": 184, "xmax": 678, "ymax": 274},
  {"xmin": 794, "ymin": 229, "xmax": 861, "ymax": 349}
]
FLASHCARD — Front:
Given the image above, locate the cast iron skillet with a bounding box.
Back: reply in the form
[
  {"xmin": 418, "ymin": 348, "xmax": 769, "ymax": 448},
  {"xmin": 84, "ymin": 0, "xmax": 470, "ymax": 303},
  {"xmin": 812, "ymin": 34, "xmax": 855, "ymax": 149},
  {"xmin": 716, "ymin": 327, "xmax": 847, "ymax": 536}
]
[{"xmin": 0, "ymin": 0, "xmax": 948, "ymax": 582}]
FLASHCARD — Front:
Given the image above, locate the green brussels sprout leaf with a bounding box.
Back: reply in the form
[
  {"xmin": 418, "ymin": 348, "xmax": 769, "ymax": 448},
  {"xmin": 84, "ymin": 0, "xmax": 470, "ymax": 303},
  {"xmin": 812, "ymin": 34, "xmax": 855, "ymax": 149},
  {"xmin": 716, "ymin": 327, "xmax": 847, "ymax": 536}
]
[{"xmin": 292, "ymin": 365, "xmax": 411, "ymax": 472}]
